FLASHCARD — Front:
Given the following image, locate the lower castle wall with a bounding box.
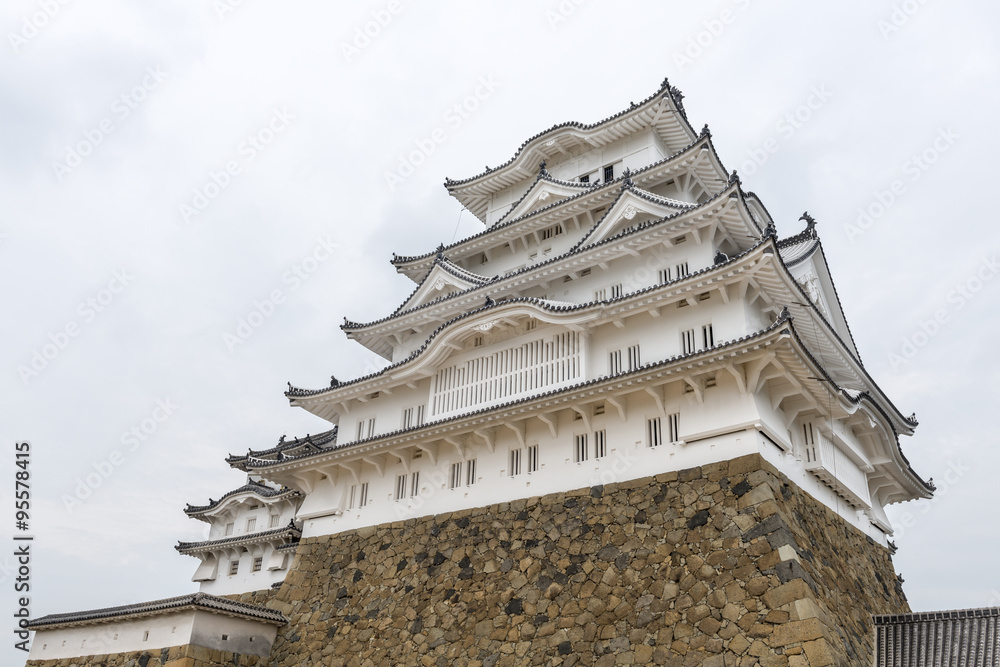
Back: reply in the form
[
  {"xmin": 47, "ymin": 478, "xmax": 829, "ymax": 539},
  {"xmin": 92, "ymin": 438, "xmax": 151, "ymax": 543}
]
[
  {"xmin": 27, "ymin": 454, "xmax": 909, "ymax": 667},
  {"xmin": 264, "ymin": 454, "xmax": 908, "ymax": 666}
]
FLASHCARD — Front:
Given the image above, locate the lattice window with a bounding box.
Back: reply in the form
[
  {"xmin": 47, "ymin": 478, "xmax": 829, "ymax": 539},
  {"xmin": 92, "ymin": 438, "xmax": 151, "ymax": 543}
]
[
  {"xmin": 647, "ymin": 417, "xmax": 663, "ymax": 448},
  {"xmin": 527, "ymin": 444, "xmax": 539, "ymax": 473},
  {"xmin": 466, "ymin": 458, "xmax": 477, "ymax": 486},
  {"xmin": 594, "ymin": 429, "xmax": 607, "ymax": 459},
  {"xmin": 681, "ymin": 328, "xmax": 696, "ymax": 354},
  {"xmin": 574, "ymin": 434, "xmax": 589, "ymax": 463}
]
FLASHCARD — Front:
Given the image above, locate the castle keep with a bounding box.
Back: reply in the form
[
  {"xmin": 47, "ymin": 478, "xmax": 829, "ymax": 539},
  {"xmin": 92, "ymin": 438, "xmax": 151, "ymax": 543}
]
[{"xmin": 27, "ymin": 79, "xmax": 939, "ymax": 667}]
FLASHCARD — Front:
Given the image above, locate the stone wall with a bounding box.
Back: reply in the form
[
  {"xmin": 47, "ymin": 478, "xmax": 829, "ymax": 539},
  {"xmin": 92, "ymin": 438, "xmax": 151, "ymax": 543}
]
[
  {"xmin": 24, "ymin": 643, "xmax": 265, "ymax": 667},
  {"xmin": 28, "ymin": 454, "xmax": 908, "ymax": 666},
  {"xmin": 262, "ymin": 453, "xmax": 907, "ymax": 666}
]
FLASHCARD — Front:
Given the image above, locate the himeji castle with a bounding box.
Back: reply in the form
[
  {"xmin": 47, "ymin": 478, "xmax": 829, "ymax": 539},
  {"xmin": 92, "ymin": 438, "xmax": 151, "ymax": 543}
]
[
  {"xmin": 231, "ymin": 78, "xmax": 932, "ymax": 546},
  {"xmin": 29, "ymin": 79, "xmax": 996, "ymax": 667}
]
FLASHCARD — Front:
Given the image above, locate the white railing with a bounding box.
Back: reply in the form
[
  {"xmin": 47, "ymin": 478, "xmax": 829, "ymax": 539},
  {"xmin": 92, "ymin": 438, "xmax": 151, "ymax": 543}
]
[{"xmin": 431, "ymin": 332, "xmax": 581, "ymax": 417}]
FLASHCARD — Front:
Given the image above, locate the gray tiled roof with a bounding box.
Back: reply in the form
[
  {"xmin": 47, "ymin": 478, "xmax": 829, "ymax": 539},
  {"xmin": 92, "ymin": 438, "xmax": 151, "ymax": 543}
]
[
  {"xmin": 874, "ymin": 607, "xmax": 999, "ymax": 666},
  {"xmin": 28, "ymin": 593, "xmax": 287, "ymax": 630}
]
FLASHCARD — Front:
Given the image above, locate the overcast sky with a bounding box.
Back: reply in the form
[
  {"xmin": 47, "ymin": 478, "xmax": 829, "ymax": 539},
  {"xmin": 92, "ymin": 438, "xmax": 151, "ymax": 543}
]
[{"xmin": 2, "ymin": 1, "xmax": 999, "ymax": 661}]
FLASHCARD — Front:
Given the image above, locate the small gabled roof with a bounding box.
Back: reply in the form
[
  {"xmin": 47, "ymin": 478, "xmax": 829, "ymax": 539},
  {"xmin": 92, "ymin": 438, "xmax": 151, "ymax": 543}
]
[
  {"xmin": 445, "ymin": 78, "xmax": 697, "ymax": 221},
  {"xmin": 490, "ymin": 165, "xmax": 600, "ymax": 228},
  {"xmin": 27, "ymin": 593, "xmax": 287, "ymax": 630},
  {"xmin": 571, "ymin": 176, "xmax": 694, "ymax": 249},
  {"xmin": 351, "ymin": 254, "xmax": 493, "ymax": 329},
  {"xmin": 184, "ymin": 480, "xmax": 300, "ymax": 518}
]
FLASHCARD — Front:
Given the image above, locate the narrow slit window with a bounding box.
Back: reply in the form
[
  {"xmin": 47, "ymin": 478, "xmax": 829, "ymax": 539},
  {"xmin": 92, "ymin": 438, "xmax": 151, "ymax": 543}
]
[
  {"xmin": 394, "ymin": 474, "xmax": 407, "ymax": 501},
  {"xmin": 702, "ymin": 324, "xmax": 714, "ymax": 349},
  {"xmin": 466, "ymin": 458, "xmax": 477, "ymax": 486},
  {"xmin": 527, "ymin": 444, "xmax": 539, "ymax": 473},
  {"xmin": 627, "ymin": 344, "xmax": 641, "ymax": 371},
  {"xmin": 574, "ymin": 434, "xmax": 589, "ymax": 463},
  {"xmin": 609, "ymin": 349, "xmax": 623, "ymax": 375},
  {"xmin": 509, "ymin": 449, "xmax": 522, "ymax": 477},
  {"xmin": 676, "ymin": 262, "xmax": 690, "ymax": 278},
  {"xmin": 647, "ymin": 417, "xmax": 663, "ymax": 448},
  {"xmin": 409, "ymin": 472, "xmax": 420, "ymax": 498},
  {"xmin": 450, "ymin": 462, "xmax": 463, "ymax": 490},
  {"xmin": 359, "ymin": 482, "xmax": 369, "ymax": 507},
  {"xmin": 681, "ymin": 328, "xmax": 696, "ymax": 354},
  {"xmin": 594, "ymin": 429, "xmax": 607, "ymax": 459},
  {"xmin": 667, "ymin": 413, "xmax": 680, "ymax": 444},
  {"xmin": 610, "ymin": 283, "xmax": 623, "ymax": 299},
  {"xmin": 658, "ymin": 268, "xmax": 671, "ymax": 283}
]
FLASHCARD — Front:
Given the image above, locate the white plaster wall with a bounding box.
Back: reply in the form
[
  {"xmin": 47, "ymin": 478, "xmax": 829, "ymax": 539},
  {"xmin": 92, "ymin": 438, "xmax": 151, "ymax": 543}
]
[
  {"xmin": 28, "ymin": 611, "xmax": 196, "ymax": 661},
  {"xmin": 196, "ymin": 543, "xmax": 288, "ymax": 596},
  {"xmin": 189, "ymin": 610, "xmax": 278, "ymax": 657}
]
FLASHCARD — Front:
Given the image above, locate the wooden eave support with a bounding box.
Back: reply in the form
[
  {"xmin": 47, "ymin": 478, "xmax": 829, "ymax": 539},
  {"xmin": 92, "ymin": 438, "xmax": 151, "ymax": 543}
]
[
  {"xmin": 388, "ymin": 449, "xmax": 412, "ymax": 474},
  {"xmin": 416, "ymin": 442, "xmax": 438, "ymax": 465},
  {"xmin": 644, "ymin": 385, "xmax": 666, "ymax": 415},
  {"xmin": 570, "ymin": 406, "xmax": 592, "ymax": 432},
  {"xmin": 473, "ymin": 428, "xmax": 495, "ymax": 453},
  {"xmin": 683, "ymin": 376, "xmax": 704, "ymax": 404},
  {"xmin": 502, "ymin": 421, "xmax": 526, "ymax": 449},
  {"xmin": 362, "ymin": 455, "xmax": 385, "ymax": 478},
  {"xmin": 606, "ymin": 395, "xmax": 627, "ymax": 422},
  {"xmin": 537, "ymin": 412, "xmax": 558, "ymax": 438},
  {"xmin": 443, "ymin": 436, "xmax": 465, "ymax": 459}
]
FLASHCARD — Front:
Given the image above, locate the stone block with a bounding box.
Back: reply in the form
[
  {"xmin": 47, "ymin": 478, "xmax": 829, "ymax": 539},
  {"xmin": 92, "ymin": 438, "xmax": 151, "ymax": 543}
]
[
  {"xmin": 768, "ymin": 618, "xmax": 824, "ymax": 647},
  {"xmin": 762, "ymin": 579, "xmax": 813, "ymax": 610},
  {"xmin": 802, "ymin": 638, "xmax": 837, "ymax": 666}
]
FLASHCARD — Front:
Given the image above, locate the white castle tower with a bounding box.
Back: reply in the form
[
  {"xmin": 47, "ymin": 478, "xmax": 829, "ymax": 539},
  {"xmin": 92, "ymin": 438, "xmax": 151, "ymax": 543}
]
[{"xmin": 225, "ymin": 78, "xmax": 932, "ymax": 549}]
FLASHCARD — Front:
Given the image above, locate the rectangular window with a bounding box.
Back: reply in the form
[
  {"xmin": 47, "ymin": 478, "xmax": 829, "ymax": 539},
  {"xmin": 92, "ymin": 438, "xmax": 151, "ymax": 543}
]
[
  {"xmin": 527, "ymin": 444, "xmax": 539, "ymax": 473},
  {"xmin": 702, "ymin": 324, "xmax": 714, "ymax": 349},
  {"xmin": 658, "ymin": 268, "xmax": 671, "ymax": 283},
  {"xmin": 647, "ymin": 417, "xmax": 663, "ymax": 448},
  {"xmin": 359, "ymin": 482, "xmax": 369, "ymax": 507},
  {"xmin": 245, "ymin": 517, "xmax": 256, "ymax": 532},
  {"xmin": 356, "ymin": 421, "xmax": 363, "ymax": 440},
  {"xmin": 574, "ymin": 434, "xmax": 589, "ymax": 463},
  {"xmin": 667, "ymin": 413, "xmax": 680, "ymax": 444},
  {"xmin": 409, "ymin": 472, "xmax": 420, "ymax": 498},
  {"xmin": 675, "ymin": 262, "xmax": 690, "ymax": 278},
  {"xmin": 466, "ymin": 458, "xmax": 477, "ymax": 486},
  {"xmin": 610, "ymin": 283, "xmax": 623, "ymax": 299},
  {"xmin": 681, "ymin": 328, "xmax": 696, "ymax": 354},
  {"xmin": 348, "ymin": 484, "xmax": 357, "ymax": 509},
  {"xmin": 402, "ymin": 407, "xmax": 413, "ymax": 429},
  {"xmin": 229, "ymin": 560, "xmax": 239, "ymax": 576},
  {"xmin": 541, "ymin": 224, "xmax": 563, "ymax": 240},
  {"xmin": 509, "ymin": 449, "xmax": 522, "ymax": 477},
  {"xmin": 394, "ymin": 474, "xmax": 407, "ymax": 501},
  {"xmin": 366, "ymin": 418, "xmax": 376, "ymax": 438},
  {"xmin": 594, "ymin": 429, "xmax": 607, "ymax": 459},
  {"xmin": 609, "ymin": 349, "xmax": 622, "ymax": 375},
  {"xmin": 224, "ymin": 522, "xmax": 234, "ymax": 536},
  {"xmin": 594, "ymin": 288, "xmax": 607, "ymax": 301},
  {"xmin": 252, "ymin": 557, "xmax": 263, "ymax": 572},
  {"xmin": 627, "ymin": 344, "xmax": 641, "ymax": 370},
  {"xmin": 269, "ymin": 514, "xmax": 279, "ymax": 528},
  {"xmin": 450, "ymin": 462, "xmax": 463, "ymax": 490},
  {"xmin": 603, "ymin": 165, "xmax": 614, "ymax": 182},
  {"xmin": 579, "ymin": 174, "xmax": 590, "ymax": 184}
]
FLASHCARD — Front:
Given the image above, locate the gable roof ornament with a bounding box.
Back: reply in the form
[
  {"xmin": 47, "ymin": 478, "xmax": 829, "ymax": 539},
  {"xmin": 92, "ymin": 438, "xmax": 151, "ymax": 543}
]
[
  {"xmin": 620, "ymin": 167, "xmax": 634, "ymax": 190},
  {"xmin": 800, "ymin": 211, "xmax": 818, "ymax": 238},
  {"xmin": 537, "ymin": 160, "xmax": 548, "ymax": 179}
]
